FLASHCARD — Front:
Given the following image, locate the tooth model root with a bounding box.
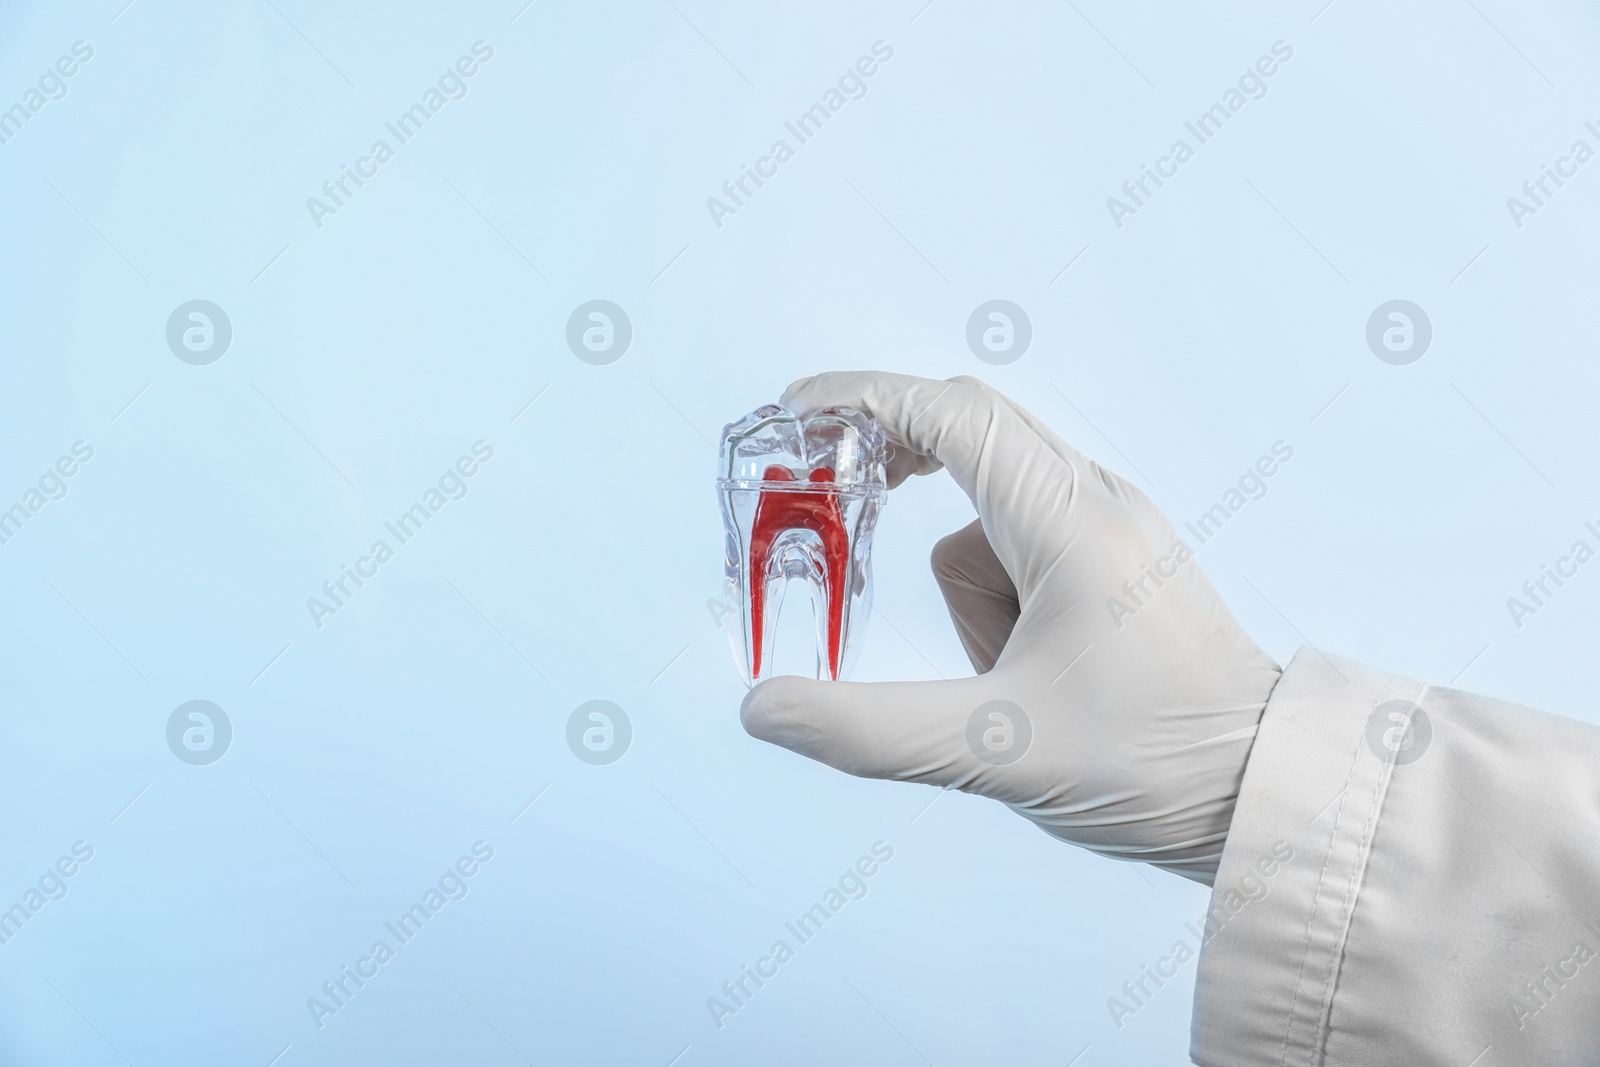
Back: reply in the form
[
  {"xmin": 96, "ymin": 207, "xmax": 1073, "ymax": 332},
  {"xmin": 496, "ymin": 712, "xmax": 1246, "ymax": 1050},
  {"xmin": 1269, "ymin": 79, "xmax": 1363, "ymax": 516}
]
[{"xmin": 747, "ymin": 464, "xmax": 848, "ymax": 680}]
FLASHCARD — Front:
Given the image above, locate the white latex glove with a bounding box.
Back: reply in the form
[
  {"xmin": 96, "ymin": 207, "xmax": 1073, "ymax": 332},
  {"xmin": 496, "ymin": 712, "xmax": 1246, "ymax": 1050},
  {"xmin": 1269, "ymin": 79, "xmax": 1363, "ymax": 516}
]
[{"xmin": 740, "ymin": 372, "xmax": 1283, "ymax": 885}]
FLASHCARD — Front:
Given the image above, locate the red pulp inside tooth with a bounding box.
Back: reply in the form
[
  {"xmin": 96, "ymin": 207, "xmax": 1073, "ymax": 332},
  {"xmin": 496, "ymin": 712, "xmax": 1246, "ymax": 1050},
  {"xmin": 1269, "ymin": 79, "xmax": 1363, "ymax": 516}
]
[{"xmin": 748, "ymin": 464, "xmax": 849, "ymax": 680}]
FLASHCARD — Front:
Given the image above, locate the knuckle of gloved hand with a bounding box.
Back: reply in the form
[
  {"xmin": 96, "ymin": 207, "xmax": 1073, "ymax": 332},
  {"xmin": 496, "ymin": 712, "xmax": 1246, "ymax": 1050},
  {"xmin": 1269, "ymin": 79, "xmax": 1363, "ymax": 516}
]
[
  {"xmin": 944, "ymin": 375, "xmax": 1008, "ymax": 413},
  {"xmin": 941, "ymin": 377, "xmax": 1007, "ymax": 434},
  {"xmin": 929, "ymin": 530, "xmax": 962, "ymax": 578},
  {"xmin": 929, "ymin": 524, "xmax": 983, "ymax": 580}
]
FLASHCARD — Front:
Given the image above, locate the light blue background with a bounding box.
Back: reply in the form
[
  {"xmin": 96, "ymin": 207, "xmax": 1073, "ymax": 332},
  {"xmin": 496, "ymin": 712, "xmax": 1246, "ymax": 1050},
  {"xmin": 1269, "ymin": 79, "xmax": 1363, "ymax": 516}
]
[{"xmin": 3, "ymin": 1, "xmax": 1599, "ymax": 1064}]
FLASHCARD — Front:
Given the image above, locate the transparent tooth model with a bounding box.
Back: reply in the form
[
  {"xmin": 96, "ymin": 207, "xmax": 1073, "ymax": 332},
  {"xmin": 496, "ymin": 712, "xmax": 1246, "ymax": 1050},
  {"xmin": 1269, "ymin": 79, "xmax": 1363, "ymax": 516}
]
[{"xmin": 718, "ymin": 405, "xmax": 887, "ymax": 685}]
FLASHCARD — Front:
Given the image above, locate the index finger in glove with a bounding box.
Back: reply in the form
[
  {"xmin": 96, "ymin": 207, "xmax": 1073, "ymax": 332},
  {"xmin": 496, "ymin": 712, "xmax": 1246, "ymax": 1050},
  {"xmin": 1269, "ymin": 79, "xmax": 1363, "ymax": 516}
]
[{"xmin": 781, "ymin": 371, "xmax": 1083, "ymax": 591}]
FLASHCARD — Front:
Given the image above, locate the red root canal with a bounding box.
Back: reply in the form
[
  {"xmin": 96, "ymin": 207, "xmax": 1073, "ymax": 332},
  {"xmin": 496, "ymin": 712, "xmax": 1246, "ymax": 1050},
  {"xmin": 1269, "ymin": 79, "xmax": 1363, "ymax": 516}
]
[{"xmin": 748, "ymin": 465, "xmax": 848, "ymax": 679}]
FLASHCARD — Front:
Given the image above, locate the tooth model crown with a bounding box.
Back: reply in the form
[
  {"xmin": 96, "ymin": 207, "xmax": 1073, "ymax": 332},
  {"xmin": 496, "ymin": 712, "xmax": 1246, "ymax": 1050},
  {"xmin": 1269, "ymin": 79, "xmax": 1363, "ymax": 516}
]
[{"xmin": 717, "ymin": 405, "xmax": 887, "ymax": 685}]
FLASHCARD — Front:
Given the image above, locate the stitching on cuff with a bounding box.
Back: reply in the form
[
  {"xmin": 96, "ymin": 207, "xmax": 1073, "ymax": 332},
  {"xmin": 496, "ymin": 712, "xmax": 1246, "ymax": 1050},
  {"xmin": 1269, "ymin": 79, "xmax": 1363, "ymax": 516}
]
[
  {"xmin": 1306, "ymin": 680, "xmax": 1430, "ymax": 1063},
  {"xmin": 1275, "ymin": 723, "xmax": 1370, "ymax": 1067},
  {"xmin": 1308, "ymin": 729, "xmax": 1393, "ymax": 1063}
]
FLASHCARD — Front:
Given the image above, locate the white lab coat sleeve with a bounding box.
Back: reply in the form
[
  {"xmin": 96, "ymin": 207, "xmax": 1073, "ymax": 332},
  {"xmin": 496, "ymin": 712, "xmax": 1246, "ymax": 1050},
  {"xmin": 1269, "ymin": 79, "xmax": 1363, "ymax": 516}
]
[{"xmin": 1190, "ymin": 648, "xmax": 1600, "ymax": 1066}]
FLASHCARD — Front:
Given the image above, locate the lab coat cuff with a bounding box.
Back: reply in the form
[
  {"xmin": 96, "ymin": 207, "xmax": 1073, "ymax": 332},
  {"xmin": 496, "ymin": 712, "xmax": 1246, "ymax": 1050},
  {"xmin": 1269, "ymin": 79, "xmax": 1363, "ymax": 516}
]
[{"xmin": 1189, "ymin": 648, "xmax": 1424, "ymax": 1067}]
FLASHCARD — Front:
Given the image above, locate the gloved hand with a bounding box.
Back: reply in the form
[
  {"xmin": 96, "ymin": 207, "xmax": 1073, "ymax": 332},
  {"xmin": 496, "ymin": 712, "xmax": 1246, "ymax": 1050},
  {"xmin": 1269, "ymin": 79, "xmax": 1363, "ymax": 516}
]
[{"xmin": 740, "ymin": 372, "xmax": 1283, "ymax": 885}]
